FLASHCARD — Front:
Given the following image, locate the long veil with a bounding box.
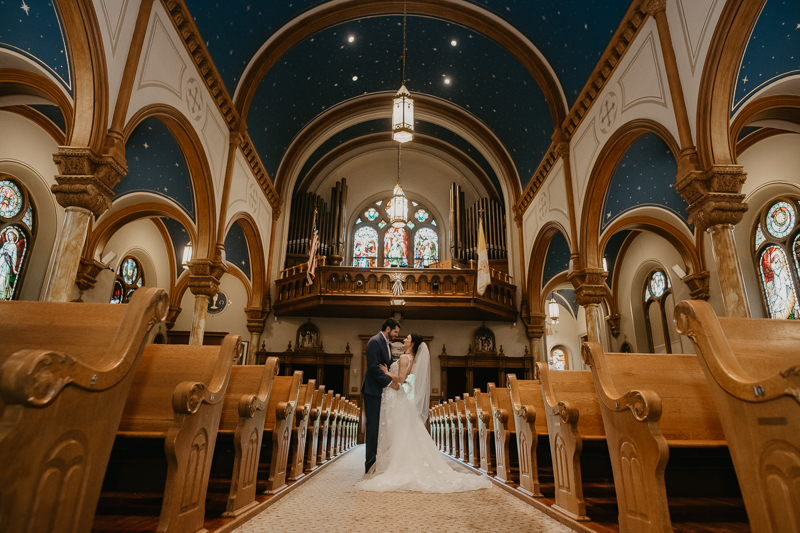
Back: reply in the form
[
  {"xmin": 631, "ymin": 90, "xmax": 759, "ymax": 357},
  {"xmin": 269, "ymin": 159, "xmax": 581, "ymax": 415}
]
[{"xmin": 410, "ymin": 342, "xmax": 431, "ymax": 423}]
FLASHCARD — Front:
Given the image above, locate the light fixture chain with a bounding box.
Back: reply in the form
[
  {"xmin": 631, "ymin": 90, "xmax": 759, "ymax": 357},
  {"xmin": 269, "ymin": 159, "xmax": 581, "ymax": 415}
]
[
  {"xmin": 402, "ymin": 0, "xmax": 407, "ymax": 85},
  {"xmin": 397, "ymin": 142, "xmax": 402, "ymax": 184}
]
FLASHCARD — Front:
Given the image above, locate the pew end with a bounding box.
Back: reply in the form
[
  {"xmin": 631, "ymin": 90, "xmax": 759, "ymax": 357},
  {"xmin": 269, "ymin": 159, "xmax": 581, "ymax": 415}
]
[
  {"xmin": 507, "ymin": 374, "xmax": 550, "ymax": 498},
  {"xmin": 305, "ymin": 384, "xmax": 327, "ymax": 473},
  {"xmin": 259, "ymin": 370, "xmax": 303, "ymax": 496},
  {"xmin": 488, "ymin": 383, "xmax": 518, "ymax": 485},
  {"xmin": 474, "ymin": 388, "xmax": 496, "ymax": 476}
]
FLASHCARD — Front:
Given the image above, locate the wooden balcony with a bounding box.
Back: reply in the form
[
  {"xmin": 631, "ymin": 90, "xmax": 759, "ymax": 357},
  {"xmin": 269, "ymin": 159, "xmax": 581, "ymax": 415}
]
[{"xmin": 274, "ymin": 264, "xmax": 517, "ymax": 321}]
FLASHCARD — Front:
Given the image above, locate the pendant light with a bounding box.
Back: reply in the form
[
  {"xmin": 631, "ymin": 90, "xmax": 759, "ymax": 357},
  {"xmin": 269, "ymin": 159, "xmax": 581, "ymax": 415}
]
[
  {"xmin": 390, "ymin": 143, "xmax": 408, "ymax": 228},
  {"xmin": 391, "ymin": 1, "xmax": 413, "ymax": 143}
]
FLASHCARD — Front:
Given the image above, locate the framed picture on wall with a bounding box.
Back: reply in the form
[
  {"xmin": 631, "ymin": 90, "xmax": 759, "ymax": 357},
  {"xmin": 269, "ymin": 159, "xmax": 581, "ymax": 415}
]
[{"xmin": 237, "ymin": 340, "xmax": 249, "ymax": 365}]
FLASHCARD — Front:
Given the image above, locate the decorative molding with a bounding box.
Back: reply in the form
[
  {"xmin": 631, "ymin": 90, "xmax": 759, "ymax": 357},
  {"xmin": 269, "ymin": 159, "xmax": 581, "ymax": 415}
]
[
  {"xmin": 51, "ymin": 147, "xmax": 127, "ymax": 215},
  {"xmin": 75, "ymin": 258, "xmax": 105, "ymax": 292},
  {"xmin": 618, "ymin": 33, "xmax": 668, "ymax": 111},
  {"xmin": 675, "ymin": 165, "xmax": 748, "ymax": 230},
  {"xmin": 166, "ymin": 306, "xmax": 181, "ymax": 328},
  {"xmin": 245, "ymin": 305, "xmax": 270, "ymax": 333},
  {"xmin": 568, "ymin": 268, "xmax": 608, "ymax": 306},
  {"xmin": 138, "ymin": 13, "xmax": 186, "ymax": 98},
  {"xmin": 675, "ymin": 0, "xmax": 721, "ymax": 74},
  {"xmin": 607, "ymin": 313, "xmax": 621, "ymax": 337},
  {"xmin": 187, "ymin": 258, "xmax": 226, "ymax": 297},
  {"xmin": 98, "ymin": 0, "xmax": 130, "ymax": 56},
  {"xmin": 682, "ymin": 270, "xmax": 711, "ymax": 300},
  {"xmin": 643, "ymin": 0, "xmax": 667, "ymax": 16},
  {"xmin": 515, "ymin": 141, "xmax": 558, "ymax": 217},
  {"xmin": 238, "ymin": 136, "xmax": 281, "ymax": 212}
]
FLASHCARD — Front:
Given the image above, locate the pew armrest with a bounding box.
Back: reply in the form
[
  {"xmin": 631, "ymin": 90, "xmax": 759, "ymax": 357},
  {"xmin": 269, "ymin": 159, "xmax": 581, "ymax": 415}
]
[
  {"xmin": 276, "ymin": 401, "xmax": 294, "ymax": 420},
  {"xmin": 517, "ymin": 404, "xmax": 537, "ymax": 423}
]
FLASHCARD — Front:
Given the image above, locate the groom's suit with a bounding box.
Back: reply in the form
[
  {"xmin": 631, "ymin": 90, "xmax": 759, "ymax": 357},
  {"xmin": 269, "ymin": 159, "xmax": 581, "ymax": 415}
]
[{"xmin": 361, "ymin": 331, "xmax": 394, "ymax": 473}]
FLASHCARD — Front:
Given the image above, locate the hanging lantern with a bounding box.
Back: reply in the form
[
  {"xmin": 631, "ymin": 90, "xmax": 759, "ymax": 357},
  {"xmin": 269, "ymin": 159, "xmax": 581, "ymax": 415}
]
[
  {"xmin": 182, "ymin": 244, "xmax": 192, "ymax": 268},
  {"xmin": 392, "ymin": 85, "xmax": 414, "ymax": 143},
  {"xmin": 390, "ymin": 184, "xmax": 408, "ymax": 228},
  {"xmin": 548, "ymin": 297, "xmax": 560, "ymax": 324}
]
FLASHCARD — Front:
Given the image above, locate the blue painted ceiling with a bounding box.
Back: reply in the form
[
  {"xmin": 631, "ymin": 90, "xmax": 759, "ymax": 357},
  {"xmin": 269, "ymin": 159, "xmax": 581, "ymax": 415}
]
[
  {"xmin": 29, "ymin": 103, "xmax": 65, "ymax": 132},
  {"xmin": 542, "ymin": 230, "xmax": 571, "ymax": 288},
  {"xmin": 602, "ymin": 132, "xmax": 689, "ymax": 229},
  {"xmin": 160, "ymin": 216, "xmax": 191, "ymax": 278},
  {"xmin": 224, "ymin": 221, "xmax": 251, "ymax": 280},
  {"xmin": 117, "ymin": 117, "xmax": 196, "ymax": 221},
  {"xmin": 734, "ymin": 0, "xmax": 800, "ymax": 113},
  {"xmin": 0, "ymin": 0, "xmax": 71, "ymax": 92}
]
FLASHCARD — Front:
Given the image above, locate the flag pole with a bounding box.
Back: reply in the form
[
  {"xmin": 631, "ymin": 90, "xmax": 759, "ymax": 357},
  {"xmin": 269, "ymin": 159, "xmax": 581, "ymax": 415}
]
[
  {"xmin": 306, "ymin": 207, "xmax": 319, "ymax": 286},
  {"xmin": 477, "ymin": 207, "xmax": 490, "ymax": 296}
]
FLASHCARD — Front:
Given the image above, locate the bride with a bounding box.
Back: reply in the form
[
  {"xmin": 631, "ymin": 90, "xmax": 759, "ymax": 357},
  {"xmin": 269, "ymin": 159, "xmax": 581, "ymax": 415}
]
[{"xmin": 355, "ymin": 333, "xmax": 491, "ymax": 493}]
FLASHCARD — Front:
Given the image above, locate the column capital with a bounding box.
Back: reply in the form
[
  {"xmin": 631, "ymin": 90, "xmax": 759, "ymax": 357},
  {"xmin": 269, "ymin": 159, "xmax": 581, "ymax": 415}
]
[
  {"xmin": 51, "ymin": 147, "xmax": 127, "ymax": 216},
  {"xmin": 682, "ymin": 270, "xmax": 711, "ymax": 300},
  {"xmin": 521, "ymin": 308, "xmax": 546, "ymax": 340},
  {"xmin": 187, "ymin": 258, "xmax": 227, "ymax": 297},
  {"xmin": 676, "ymin": 165, "xmax": 748, "ymax": 231},
  {"xmin": 607, "ymin": 313, "xmax": 621, "ymax": 337},
  {"xmin": 75, "ymin": 258, "xmax": 105, "ymax": 292},
  {"xmin": 643, "ymin": 0, "xmax": 667, "ymax": 16},
  {"xmin": 567, "ymin": 268, "xmax": 608, "ymax": 306},
  {"xmin": 165, "ymin": 307, "xmax": 182, "ymax": 329},
  {"xmin": 244, "ymin": 305, "xmax": 270, "ymax": 333}
]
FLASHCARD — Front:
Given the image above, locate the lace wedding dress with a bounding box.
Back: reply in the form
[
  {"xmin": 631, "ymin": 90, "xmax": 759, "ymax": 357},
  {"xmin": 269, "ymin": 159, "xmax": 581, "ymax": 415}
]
[{"xmin": 355, "ymin": 356, "xmax": 491, "ymax": 493}]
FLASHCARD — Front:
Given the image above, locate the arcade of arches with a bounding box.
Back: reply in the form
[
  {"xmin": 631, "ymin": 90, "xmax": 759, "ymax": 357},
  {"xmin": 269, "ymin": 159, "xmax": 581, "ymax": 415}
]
[{"xmin": 1, "ymin": 0, "xmax": 799, "ymax": 530}]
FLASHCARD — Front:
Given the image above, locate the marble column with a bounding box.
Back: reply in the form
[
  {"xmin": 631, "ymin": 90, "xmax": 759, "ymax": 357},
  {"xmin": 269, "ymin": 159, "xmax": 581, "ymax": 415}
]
[
  {"xmin": 189, "ymin": 294, "xmax": 209, "ymax": 345},
  {"xmin": 568, "ymin": 267, "xmax": 609, "ymax": 351},
  {"xmin": 584, "ymin": 303, "xmax": 607, "ymax": 347},
  {"xmin": 247, "ymin": 331, "xmax": 261, "ymax": 365},
  {"xmin": 245, "ymin": 305, "xmax": 269, "ymax": 365},
  {"xmin": 708, "ymin": 224, "xmax": 750, "ymax": 317},
  {"xmin": 44, "ymin": 206, "xmax": 92, "ymax": 301}
]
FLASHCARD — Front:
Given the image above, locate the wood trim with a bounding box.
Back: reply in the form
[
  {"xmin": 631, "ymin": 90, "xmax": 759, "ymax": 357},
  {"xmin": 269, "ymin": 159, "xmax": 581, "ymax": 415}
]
[
  {"xmin": 0, "ymin": 68, "xmax": 74, "ymax": 136},
  {"xmin": 224, "ymin": 212, "xmax": 266, "ymax": 309},
  {"xmin": 123, "ymin": 104, "xmax": 216, "ymax": 258},
  {"xmin": 232, "ymin": 0, "xmax": 567, "ymax": 130},
  {"xmin": 736, "ymin": 128, "xmax": 790, "ymax": 158},
  {"xmin": 170, "ymin": 268, "xmax": 190, "ymax": 314},
  {"xmin": 237, "ymin": 136, "xmax": 281, "ymax": 212},
  {"xmin": 515, "ymin": 141, "xmax": 558, "ymax": 216},
  {"xmin": 579, "ymin": 119, "xmax": 680, "ymax": 269},
  {"xmin": 526, "ymin": 222, "xmax": 572, "ymax": 313},
  {"xmin": 296, "ymin": 133, "xmax": 500, "ymax": 201},
  {"xmin": 225, "ymin": 260, "xmax": 253, "ymax": 305},
  {"xmin": 151, "ymin": 216, "xmax": 178, "ymax": 294},
  {"xmin": 696, "ymin": 0, "xmax": 766, "ymax": 169},
  {"xmin": 608, "ymin": 229, "xmax": 640, "ymax": 294},
  {"xmin": 3, "ymin": 105, "xmax": 66, "ymax": 145},
  {"xmin": 729, "ymin": 94, "xmax": 800, "ymax": 151}
]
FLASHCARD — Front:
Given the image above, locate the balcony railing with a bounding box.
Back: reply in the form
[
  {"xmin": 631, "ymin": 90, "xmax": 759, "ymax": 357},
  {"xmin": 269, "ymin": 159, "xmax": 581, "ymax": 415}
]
[{"xmin": 274, "ymin": 263, "xmax": 517, "ymax": 321}]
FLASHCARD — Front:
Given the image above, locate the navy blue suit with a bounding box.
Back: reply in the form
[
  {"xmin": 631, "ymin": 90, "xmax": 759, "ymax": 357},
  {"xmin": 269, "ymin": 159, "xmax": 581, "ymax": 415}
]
[{"xmin": 361, "ymin": 331, "xmax": 393, "ymax": 473}]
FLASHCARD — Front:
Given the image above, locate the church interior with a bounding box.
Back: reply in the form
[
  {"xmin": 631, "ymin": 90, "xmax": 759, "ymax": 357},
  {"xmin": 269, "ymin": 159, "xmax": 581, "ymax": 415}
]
[{"xmin": 1, "ymin": 0, "xmax": 798, "ymax": 532}]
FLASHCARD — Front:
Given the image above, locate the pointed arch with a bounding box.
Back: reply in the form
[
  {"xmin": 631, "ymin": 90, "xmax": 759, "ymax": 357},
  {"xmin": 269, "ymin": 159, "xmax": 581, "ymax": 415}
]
[
  {"xmin": 224, "ymin": 212, "xmax": 266, "ymax": 309},
  {"xmin": 580, "ymin": 119, "xmax": 680, "ymax": 270},
  {"xmin": 0, "ymin": 69, "xmax": 74, "ymax": 136},
  {"xmin": 123, "ymin": 105, "xmax": 217, "ymax": 259},
  {"xmin": 527, "ymin": 221, "xmax": 572, "ymax": 314}
]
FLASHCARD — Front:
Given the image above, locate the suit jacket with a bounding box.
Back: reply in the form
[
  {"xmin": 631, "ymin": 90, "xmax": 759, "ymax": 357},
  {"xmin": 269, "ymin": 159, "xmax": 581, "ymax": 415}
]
[{"xmin": 361, "ymin": 331, "xmax": 393, "ymax": 397}]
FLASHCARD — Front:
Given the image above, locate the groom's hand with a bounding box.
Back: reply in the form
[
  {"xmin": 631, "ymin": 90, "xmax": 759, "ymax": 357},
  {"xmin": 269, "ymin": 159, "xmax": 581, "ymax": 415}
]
[{"xmin": 389, "ymin": 382, "xmax": 400, "ymax": 390}]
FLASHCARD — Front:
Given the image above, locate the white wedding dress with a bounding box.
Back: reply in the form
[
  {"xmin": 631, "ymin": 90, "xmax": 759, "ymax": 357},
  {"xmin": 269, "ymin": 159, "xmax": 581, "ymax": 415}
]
[{"xmin": 355, "ymin": 351, "xmax": 491, "ymax": 493}]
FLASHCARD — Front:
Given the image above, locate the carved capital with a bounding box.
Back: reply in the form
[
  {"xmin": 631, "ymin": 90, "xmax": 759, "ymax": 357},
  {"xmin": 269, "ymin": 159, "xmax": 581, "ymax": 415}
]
[
  {"xmin": 75, "ymin": 258, "xmax": 105, "ymax": 292},
  {"xmin": 187, "ymin": 259, "xmax": 227, "ymax": 297},
  {"xmin": 568, "ymin": 268, "xmax": 608, "ymax": 306},
  {"xmin": 245, "ymin": 305, "xmax": 269, "ymax": 333},
  {"xmin": 643, "ymin": 0, "xmax": 666, "ymax": 16},
  {"xmin": 166, "ymin": 307, "xmax": 182, "ymax": 329},
  {"xmin": 553, "ymin": 141, "xmax": 570, "ymax": 159},
  {"xmin": 607, "ymin": 313, "xmax": 621, "ymax": 337},
  {"xmin": 51, "ymin": 147, "xmax": 127, "ymax": 215},
  {"xmin": 521, "ymin": 310, "xmax": 546, "ymax": 340},
  {"xmin": 676, "ymin": 165, "xmax": 748, "ymax": 230},
  {"xmin": 682, "ymin": 270, "xmax": 711, "ymax": 300}
]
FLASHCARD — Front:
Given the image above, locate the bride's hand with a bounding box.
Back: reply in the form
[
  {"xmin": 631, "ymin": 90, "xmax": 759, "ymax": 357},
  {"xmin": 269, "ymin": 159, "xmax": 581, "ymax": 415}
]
[{"xmin": 379, "ymin": 364, "xmax": 388, "ymax": 373}]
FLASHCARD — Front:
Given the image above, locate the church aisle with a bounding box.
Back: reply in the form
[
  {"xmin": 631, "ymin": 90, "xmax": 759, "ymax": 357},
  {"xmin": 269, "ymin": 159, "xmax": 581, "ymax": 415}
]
[{"xmin": 233, "ymin": 445, "xmax": 574, "ymax": 533}]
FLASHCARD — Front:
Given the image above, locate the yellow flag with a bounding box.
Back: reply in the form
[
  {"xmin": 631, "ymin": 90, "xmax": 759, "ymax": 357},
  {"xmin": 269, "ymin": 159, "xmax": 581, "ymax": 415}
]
[{"xmin": 477, "ymin": 218, "xmax": 490, "ymax": 295}]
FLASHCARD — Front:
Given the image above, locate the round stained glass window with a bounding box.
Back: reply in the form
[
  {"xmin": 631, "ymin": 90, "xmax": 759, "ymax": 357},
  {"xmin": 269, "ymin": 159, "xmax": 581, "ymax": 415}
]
[
  {"xmin": 414, "ymin": 209, "xmax": 429, "ymax": 222},
  {"xmin": 365, "ymin": 207, "xmax": 379, "ymax": 221},
  {"xmin": 0, "ymin": 180, "xmax": 23, "ymax": 219},
  {"xmin": 766, "ymin": 201, "xmax": 795, "ymax": 238},
  {"xmin": 122, "ymin": 258, "xmax": 139, "ymax": 285},
  {"xmin": 649, "ymin": 271, "xmax": 666, "ymax": 298}
]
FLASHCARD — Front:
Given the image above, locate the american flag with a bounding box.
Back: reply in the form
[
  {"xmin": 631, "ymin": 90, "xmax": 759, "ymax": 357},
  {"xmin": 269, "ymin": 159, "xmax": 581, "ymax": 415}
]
[{"xmin": 306, "ymin": 211, "xmax": 319, "ymax": 285}]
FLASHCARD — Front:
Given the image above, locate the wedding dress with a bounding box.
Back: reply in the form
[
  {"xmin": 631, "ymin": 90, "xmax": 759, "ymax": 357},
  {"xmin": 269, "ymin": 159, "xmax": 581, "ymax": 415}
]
[{"xmin": 355, "ymin": 346, "xmax": 491, "ymax": 493}]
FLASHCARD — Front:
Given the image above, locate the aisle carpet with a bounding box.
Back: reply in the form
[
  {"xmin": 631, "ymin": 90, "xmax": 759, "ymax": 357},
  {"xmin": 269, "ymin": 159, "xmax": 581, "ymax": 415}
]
[{"xmin": 233, "ymin": 445, "xmax": 573, "ymax": 533}]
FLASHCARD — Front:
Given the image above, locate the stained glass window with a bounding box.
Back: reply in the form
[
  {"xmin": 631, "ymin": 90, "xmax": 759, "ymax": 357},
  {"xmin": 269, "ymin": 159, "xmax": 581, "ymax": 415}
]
[
  {"xmin": 412, "ymin": 201, "xmax": 418, "ymax": 207},
  {"xmin": 365, "ymin": 207, "xmax": 379, "ymax": 221},
  {"xmin": 23, "ymin": 207, "xmax": 33, "ymax": 231},
  {"xmin": 0, "ymin": 225, "xmax": 28, "ymax": 300},
  {"xmin": 406, "ymin": 221, "xmax": 415, "ymax": 229},
  {"xmin": 759, "ymin": 245, "xmax": 799, "ymax": 319},
  {"xmin": 649, "ymin": 271, "xmax": 666, "ymax": 298},
  {"xmin": 766, "ymin": 201, "xmax": 795, "ymax": 238},
  {"xmin": 0, "ymin": 180, "xmax": 22, "ymax": 219},
  {"xmin": 375, "ymin": 200, "xmax": 383, "ymax": 206},
  {"xmin": 110, "ymin": 256, "xmax": 144, "ymax": 304},
  {"xmin": 414, "ymin": 227, "xmax": 439, "ymax": 267},
  {"xmin": 549, "ymin": 347, "xmax": 567, "ymax": 371},
  {"xmin": 378, "ymin": 220, "xmax": 387, "ymax": 229},
  {"xmin": 431, "ymin": 220, "xmax": 437, "ymax": 226},
  {"xmin": 384, "ymin": 227, "xmax": 408, "ymax": 267},
  {"xmin": 355, "ymin": 218, "xmax": 362, "ymax": 225},
  {"xmin": 755, "ymin": 225, "xmax": 765, "ymax": 250},
  {"xmin": 414, "ymin": 209, "xmax": 429, "ymax": 222},
  {"xmin": 645, "ymin": 287, "xmax": 651, "ymax": 301},
  {"xmin": 352, "ymin": 226, "xmax": 378, "ymax": 268}
]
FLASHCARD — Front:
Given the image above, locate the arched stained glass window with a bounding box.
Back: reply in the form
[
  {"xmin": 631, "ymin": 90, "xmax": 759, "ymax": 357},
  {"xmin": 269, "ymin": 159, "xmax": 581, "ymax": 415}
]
[
  {"xmin": 351, "ymin": 196, "xmax": 439, "ymax": 269},
  {"xmin": 414, "ymin": 227, "xmax": 438, "ymax": 267},
  {"xmin": 352, "ymin": 226, "xmax": 378, "ymax": 268},
  {"xmin": 110, "ymin": 256, "xmax": 144, "ymax": 304},
  {"xmin": 384, "ymin": 227, "xmax": 408, "ymax": 267},
  {"xmin": 753, "ymin": 198, "xmax": 800, "ymax": 320},
  {"xmin": 0, "ymin": 175, "xmax": 36, "ymax": 301},
  {"xmin": 548, "ymin": 346, "xmax": 568, "ymax": 370},
  {"xmin": 644, "ymin": 268, "xmax": 674, "ymax": 353}
]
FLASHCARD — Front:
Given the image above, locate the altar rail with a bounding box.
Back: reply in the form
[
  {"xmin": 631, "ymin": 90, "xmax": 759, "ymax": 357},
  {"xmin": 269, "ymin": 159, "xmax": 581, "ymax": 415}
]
[{"xmin": 274, "ymin": 265, "xmax": 517, "ymax": 321}]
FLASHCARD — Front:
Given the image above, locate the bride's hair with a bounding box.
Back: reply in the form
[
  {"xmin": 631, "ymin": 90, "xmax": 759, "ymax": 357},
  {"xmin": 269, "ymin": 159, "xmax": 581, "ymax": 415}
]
[{"xmin": 410, "ymin": 333, "xmax": 423, "ymax": 355}]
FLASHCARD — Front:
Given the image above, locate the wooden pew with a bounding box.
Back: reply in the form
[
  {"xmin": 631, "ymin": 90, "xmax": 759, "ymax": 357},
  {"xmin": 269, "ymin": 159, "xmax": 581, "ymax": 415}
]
[
  {"xmin": 447, "ymin": 399, "xmax": 460, "ymax": 457},
  {"xmin": 474, "ymin": 388, "xmax": 496, "ymax": 475},
  {"xmin": 442, "ymin": 402, "xmax": 452, "ymax": 455},
  {"xmin": 432, "ymin": 405, "xmax": 441, "ymax": 449},
  {"xmin": 327, "ymin": 394, "xmax": 341, "ymax": 458},
  {"xmin": 462, "ymin": 393, "xmax": 481, "ymax": 468},
  {"xmin": 675, "ymin": 300, "xmax": 800, "ymax": 533},
  {"xmin": 304, "ymin": 384, "xmax": 326, "ymax": 473},
  {"xmin": 582, "ymin": 341, "xmax": 733, "ymax": 533},
  {"xmin": 287, "ymin": 379, "xmax": 315, "ymax": 481},
  {"xmin": 100, "ymin": 334, "xmax": 239, "ymax": 533},
  {"xmin": 536, "ymin": 362, "xmax": 607, "ymax": 522},
  {"xmin": 454, "ymin": 397, "xmax": 468, "ymax": 462},
  {"xmin": 0, "ymin": 288, "xmax": 167, "ymax": 533},
  {"xmin": 488, "ymin": 382, "xmax": 518, "ymax": 485},
  {"xmin": 429, "ymin": 407, "xmax": 435, "ymax": 441},
  {"xmin": 211, "ymin": 355, "xmax": 279, "ymax": 518},
  {"xmin": 317, "ymin": 391, "xmax": 334, "ymax": 464},
  {"xmin": 257, "ymin": 371, "xmax": 302, "ymax": 495},
  {"xmin": 507, "ymin": 374, "xmax": 551, "ymax": 497},
  {"xmin": 334, "ymin": 398, "xmax": 346, "ymax": 455},
  {"xmin": 342, "ymin": 400, "xmax": 352, "ymax": 451}
]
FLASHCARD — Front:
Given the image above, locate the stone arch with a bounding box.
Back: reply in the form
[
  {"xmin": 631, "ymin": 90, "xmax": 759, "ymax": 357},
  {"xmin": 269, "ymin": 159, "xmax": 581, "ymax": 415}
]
[
  {"xmin": 731, "ymin": 95, "xmax": 800, "ymax": 158},
  {"xmin": 224, "ymin": 212, "xmax": 266, "ymax": 309},
  {"xmin": 527, "ymin": 221, "xmax": 572, "ymax": 314}
]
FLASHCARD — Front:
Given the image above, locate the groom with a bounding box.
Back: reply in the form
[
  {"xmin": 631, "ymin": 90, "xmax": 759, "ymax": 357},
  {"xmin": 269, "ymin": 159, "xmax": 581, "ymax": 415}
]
[{"xmin": 361, "ymin": 318, "xmax": 401, "ymax": 473}]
